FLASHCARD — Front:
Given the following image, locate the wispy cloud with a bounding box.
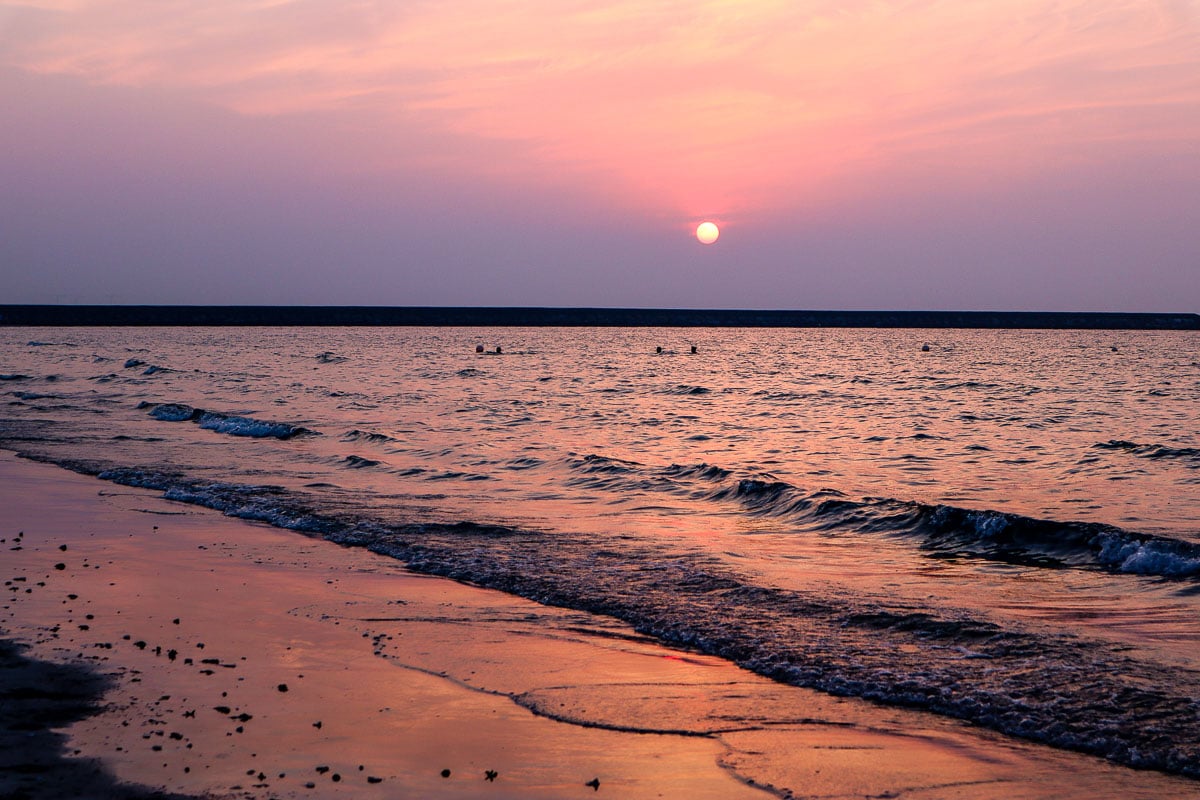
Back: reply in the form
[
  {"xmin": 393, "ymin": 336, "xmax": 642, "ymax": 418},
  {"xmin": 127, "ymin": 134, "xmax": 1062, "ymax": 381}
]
[{"xmin": 3, "ymin": 0, "xmax": 1197, "ymax": 217}]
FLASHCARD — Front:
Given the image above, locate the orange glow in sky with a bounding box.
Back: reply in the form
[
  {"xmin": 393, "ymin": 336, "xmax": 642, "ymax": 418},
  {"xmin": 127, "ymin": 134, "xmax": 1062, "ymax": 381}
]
[{"xmin": 4, "ymin": 0, "xmax": 1197, "ymax": 226}]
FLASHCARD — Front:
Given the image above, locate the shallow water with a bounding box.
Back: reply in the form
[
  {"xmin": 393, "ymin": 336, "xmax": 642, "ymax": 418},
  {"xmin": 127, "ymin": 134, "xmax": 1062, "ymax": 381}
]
[{"xmin": 2, "ymin": 326, "xmax": 1198, "ymax": 776}]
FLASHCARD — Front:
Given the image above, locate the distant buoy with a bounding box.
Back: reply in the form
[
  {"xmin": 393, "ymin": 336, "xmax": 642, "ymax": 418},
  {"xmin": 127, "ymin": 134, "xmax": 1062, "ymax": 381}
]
[
  {"xmin": 921, "ymin": 343, "xmax": 931, "ymax": 352},
  {"xmin": 495, "ymin": 345, "xmax": 502, "ymax": 354},
  {"xmin": 476, "ymin": 344, "xmax": 484, "ymax": 353}
]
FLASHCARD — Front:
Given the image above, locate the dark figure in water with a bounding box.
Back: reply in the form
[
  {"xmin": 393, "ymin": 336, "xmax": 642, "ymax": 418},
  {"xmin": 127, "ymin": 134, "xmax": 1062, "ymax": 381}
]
[
  {"xmin": 476, "ymin": 344, "xmax": 484, "ymax": 353},
  {"xmin": 495, "ymin": 345, "xmax": 502, "ymax": 354},
  {"xmin": 921, "ymin": 343, "xmax": 931, "ymax": 352},
  {"xmin": 656, "ymin": 346, "xmax": 663, "ymax": 354},
  {"xmin": 690, "ymin": 345, "xmax": 698, "ymax": 354}
]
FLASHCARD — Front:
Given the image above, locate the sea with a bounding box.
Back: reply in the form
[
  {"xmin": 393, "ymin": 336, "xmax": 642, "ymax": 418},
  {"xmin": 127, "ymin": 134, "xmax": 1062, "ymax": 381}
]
[{"xmin": 2, "ymin": 325, "xmax": 1198, "ymax": 777}]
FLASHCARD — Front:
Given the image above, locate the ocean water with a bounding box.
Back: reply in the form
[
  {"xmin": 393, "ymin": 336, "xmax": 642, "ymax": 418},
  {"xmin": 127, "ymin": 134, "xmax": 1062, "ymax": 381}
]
[{"xmin": 2, "ymin": 326, "xmax": 1199, "ymax": 777}]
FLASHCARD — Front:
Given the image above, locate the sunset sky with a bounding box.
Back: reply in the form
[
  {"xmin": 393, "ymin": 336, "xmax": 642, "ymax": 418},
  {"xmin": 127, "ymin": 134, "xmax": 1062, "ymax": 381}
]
[{"xmin": 2, "ymin": 1, "xmax": 1197, "ymax": 310}]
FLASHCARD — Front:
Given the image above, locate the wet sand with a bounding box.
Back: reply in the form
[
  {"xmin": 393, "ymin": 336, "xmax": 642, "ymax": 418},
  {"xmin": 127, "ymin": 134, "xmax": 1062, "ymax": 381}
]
[{"xmin": 2, "ymin": 449, "xmax": 1196, "ymax": 799}]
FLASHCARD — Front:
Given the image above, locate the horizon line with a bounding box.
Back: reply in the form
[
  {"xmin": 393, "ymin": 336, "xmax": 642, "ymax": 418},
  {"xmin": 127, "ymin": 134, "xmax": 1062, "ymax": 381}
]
[{"xmin": 2, "ymin": 305, "xmax": 1197, "ymax": 330}]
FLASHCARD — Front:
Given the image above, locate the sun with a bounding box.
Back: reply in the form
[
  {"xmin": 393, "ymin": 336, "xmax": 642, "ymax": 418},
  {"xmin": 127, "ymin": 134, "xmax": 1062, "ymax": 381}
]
[{"xmin": 695, "ymin": 221, "xmax": 720, "ymax": 245}]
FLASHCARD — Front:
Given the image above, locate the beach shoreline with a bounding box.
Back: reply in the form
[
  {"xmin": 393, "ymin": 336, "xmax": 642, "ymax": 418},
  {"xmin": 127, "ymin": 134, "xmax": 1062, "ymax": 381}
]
[{"xmin": 2, "ymin": 449, "xmax": 1196, "ymax": 799}]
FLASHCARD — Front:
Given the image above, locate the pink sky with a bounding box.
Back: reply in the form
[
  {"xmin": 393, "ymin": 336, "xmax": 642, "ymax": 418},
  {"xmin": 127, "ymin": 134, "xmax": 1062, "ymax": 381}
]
[{"xmin": 2, "ymin": 0, "xmax": 1198, "ymax": 309}]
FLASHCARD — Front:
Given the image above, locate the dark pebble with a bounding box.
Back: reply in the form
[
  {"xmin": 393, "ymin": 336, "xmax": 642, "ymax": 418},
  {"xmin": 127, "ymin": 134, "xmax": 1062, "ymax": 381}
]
[
  {"xmin": 441, "ymin": 769, "xmax": 451, "ymax": 778},
  {"xmin": 54, "ymin": 563, "xmax": 66, "ymax": 570},
  {"xmin": 277, "ymin": 683, "xmax": 288, "ymax": 692}
]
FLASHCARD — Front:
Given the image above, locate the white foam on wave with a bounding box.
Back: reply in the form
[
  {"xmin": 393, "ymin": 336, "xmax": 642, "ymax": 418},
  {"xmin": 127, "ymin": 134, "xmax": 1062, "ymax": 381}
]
[
  {"xmin": 197, "ymin": 412, "xmax": 306, "ymax": 439},
  {"xmin": 141, "ymin": 400, "xmax": 315, "ymax": 439},
  {"xmin": 1097, "ymin": 534, "xmax": 1200, "ymax": 578}
]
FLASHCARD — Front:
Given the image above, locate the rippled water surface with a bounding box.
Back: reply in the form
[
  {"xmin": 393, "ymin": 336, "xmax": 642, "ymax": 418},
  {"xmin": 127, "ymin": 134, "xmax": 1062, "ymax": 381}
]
[{"xmin": 3, "ymin": 326, "xmax": 1199, "ymax": 777}]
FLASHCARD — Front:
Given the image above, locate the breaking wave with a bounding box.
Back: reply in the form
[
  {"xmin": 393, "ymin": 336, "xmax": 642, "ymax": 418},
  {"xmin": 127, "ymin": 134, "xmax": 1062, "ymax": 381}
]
[
  {"xmin": 139, "ymin": 401, "xmax": 317, "ymax": 439},
  {"xmin": 563, "ymin": 455, "xmax": 1200, "ymax": 579}
]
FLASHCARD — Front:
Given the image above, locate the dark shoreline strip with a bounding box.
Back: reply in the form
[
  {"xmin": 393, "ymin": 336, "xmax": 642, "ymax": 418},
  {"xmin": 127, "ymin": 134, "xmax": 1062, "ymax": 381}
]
[
  {"xmin": 0, "ymin": 638, "xmax": 201, "ymax": 800},
  {"xmin": 2, "ymin": 305, "xmax": 1197, "ymax": 329}
]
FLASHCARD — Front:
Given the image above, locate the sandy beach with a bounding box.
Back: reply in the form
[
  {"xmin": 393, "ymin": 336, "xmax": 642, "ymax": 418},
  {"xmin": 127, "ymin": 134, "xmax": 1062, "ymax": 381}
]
[{"xmin": 2, "ymin": 448, "xmax": 1196, "ymax": 799}]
